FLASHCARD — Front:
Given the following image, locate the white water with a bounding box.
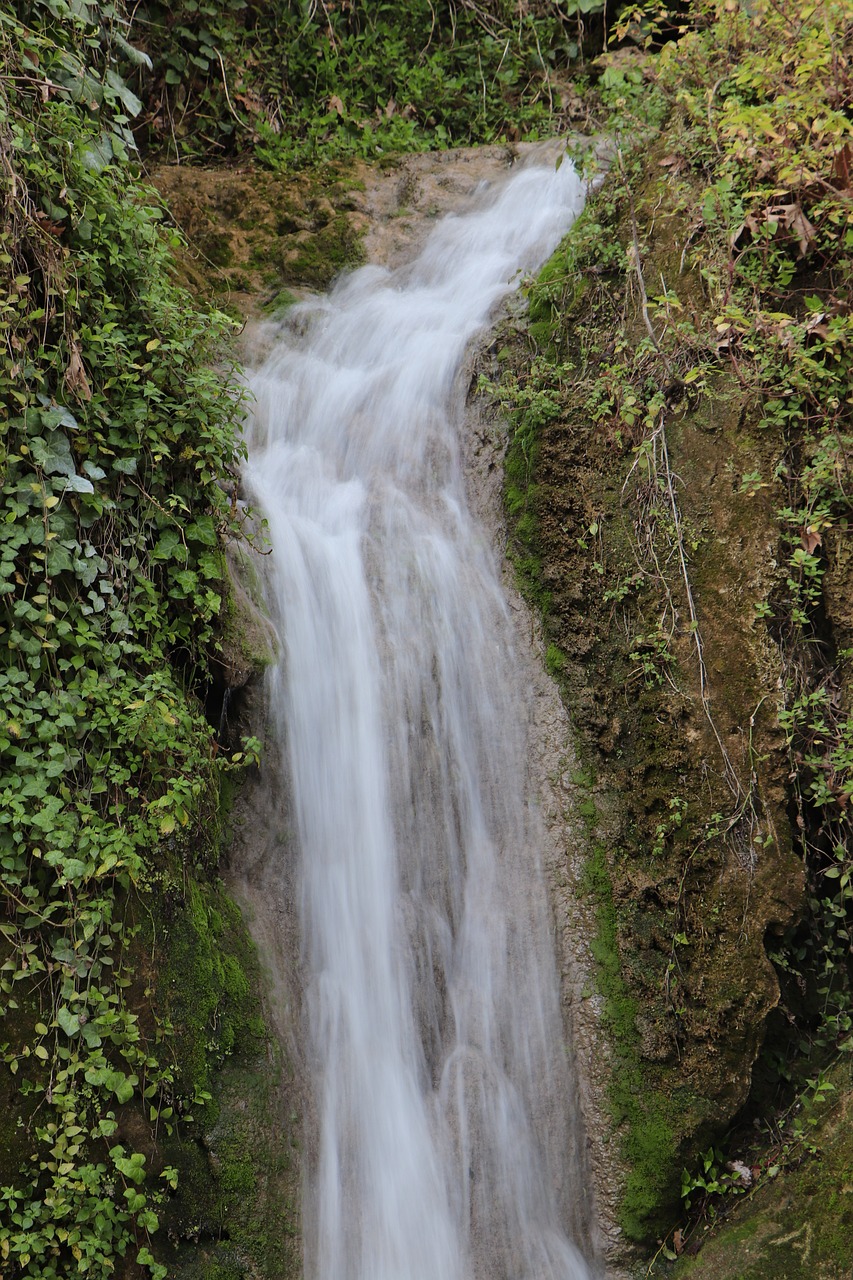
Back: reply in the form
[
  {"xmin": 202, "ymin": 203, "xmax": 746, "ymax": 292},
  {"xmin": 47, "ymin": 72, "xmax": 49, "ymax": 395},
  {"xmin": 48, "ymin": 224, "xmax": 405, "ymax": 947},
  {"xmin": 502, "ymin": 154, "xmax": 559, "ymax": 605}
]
[{"xmin": 244, "ymin": 153, "xmax": 593, "ymax": 1280}]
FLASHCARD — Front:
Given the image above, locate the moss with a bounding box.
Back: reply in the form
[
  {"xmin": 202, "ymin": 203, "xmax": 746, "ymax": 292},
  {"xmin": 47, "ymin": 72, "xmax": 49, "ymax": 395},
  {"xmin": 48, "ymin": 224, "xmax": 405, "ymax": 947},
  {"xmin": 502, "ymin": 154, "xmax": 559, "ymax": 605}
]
[
  {"xmin": 671, "ymin": 1062, "xmax": 853, "ymax": 1279},
  {"xmin": 149, "ymin": 866, "xmax": 300, "ymax": 1279},
  {"xmin": 496, "ymin": 141, "xmax": 804, "ymax": 1242},
  {"xmin": 582, "ymin": 844, "xmax": 680, "ymax": 1239},
  {"xmin": 160, "ymin": 1053, "xmax": 300, "ymax": 1280},
  {"xmin": 150, "ymin": 164, "xmax": 367, "ymax": 307},
  {"xmin": 278, "ymin": 213, "xmax": 366, "ymax": 288},
  {"xmin": 157, "ymin": 878, "xmax": 262, "ymax": 1096}
]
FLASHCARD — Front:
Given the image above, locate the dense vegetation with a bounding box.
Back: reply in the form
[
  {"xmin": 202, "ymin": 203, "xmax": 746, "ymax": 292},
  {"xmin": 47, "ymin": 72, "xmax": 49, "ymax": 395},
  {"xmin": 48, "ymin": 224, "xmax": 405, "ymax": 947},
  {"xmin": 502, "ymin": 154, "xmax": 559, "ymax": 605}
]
[
  {"xmin": 0, "ymin": 3, "xmax": 270, "ymax": 1276},
  {"xmin": 130, "ymin": 0, "xmax": 604, "ymax": 164}
]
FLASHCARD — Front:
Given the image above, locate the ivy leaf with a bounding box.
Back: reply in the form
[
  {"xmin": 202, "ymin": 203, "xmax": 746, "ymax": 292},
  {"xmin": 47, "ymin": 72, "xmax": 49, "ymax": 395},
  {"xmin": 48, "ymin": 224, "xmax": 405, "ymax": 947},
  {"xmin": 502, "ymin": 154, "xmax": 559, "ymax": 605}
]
[
  {"xmin": 56, "ymin": 1006, "xmax": 81, "ymax": 1037},
  {"xmin": 36, "ymin": 401, "xmax": 79, "ymax": 432},
  {"xmin": 114, "ymin": 1074, "xmax": 137, "ymax": 1105},
  {"xmin": 30, "ymin": 432, "xmax": 76, "ymax": 477},
  {"xmin": 64, "ymin": 474, "xmax": 95, "ymax": 495},
  {"xmin": 151, "ymin": 530, "xmax": 182, "ymax": 561}
]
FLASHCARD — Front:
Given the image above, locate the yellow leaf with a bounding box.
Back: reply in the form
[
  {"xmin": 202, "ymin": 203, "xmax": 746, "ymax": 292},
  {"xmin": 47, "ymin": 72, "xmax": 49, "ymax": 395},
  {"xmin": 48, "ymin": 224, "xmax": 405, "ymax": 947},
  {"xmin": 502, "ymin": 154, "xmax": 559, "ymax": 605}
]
[
  {"xmin": 159, "ymin": 816, "xmax": 175, "ymax": 835},
  {"xmin": 146, "ymin": 338, "xmax": 161, "ymax": 351}
]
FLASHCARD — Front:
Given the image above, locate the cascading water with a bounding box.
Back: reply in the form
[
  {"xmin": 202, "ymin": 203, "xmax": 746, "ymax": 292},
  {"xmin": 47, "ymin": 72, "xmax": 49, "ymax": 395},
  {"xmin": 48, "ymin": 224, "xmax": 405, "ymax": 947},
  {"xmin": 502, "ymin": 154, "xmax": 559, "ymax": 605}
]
[{"xmin": 243, "ymin": 151, "xmax": 594, "ymax": 1280}]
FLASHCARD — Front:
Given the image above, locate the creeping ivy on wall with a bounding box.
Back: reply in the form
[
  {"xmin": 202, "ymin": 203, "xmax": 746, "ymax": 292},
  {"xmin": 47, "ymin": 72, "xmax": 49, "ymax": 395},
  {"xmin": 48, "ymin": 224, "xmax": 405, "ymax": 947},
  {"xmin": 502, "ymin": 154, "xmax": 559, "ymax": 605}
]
[{"xmin": 0, "ymin": 3, "xmax": 258, "ymax": 1275}]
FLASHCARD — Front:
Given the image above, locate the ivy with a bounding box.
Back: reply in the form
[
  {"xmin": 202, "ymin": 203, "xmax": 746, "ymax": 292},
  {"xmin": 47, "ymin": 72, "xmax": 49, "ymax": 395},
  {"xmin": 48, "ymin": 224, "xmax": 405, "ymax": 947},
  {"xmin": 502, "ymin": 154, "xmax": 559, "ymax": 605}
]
[{"xmin": 0, "ymin": 3, "xmax": 257, "ymax": 1275}]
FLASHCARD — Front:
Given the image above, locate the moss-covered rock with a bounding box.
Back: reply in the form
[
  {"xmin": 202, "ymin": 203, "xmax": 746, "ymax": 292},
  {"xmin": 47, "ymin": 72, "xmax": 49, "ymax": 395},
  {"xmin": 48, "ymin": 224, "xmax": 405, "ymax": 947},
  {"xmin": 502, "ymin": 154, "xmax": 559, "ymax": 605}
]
[
  {"xmin": 214, "ymin": 539, "xmax": 279, "ymax": 693},
  {"xmin": 496, "ymin": 145, "xmax": 807, "ymax": 1247},
  {"xmin": 670, "ymin": 1060, "xmax": 853, "ymax": 1280},
  {"xmin": 145, "ymin": 871, "xmax": 301, "ymax": 1280},
  {"xmin": 149, "ymin": 165, "xmax": 366, "ymax": 312}
]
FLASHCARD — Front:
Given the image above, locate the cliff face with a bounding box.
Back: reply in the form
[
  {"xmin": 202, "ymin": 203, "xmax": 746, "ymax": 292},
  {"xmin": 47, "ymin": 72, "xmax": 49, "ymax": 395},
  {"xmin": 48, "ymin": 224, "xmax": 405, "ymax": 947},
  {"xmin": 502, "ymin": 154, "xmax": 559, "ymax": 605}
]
[
  {"xmin": 491, "ymin": 3, "xmax": 853, "ymax": 1265},
  {"xmin": 497, "ymin": 174, "xmax": 806, "ymax": 1243}
]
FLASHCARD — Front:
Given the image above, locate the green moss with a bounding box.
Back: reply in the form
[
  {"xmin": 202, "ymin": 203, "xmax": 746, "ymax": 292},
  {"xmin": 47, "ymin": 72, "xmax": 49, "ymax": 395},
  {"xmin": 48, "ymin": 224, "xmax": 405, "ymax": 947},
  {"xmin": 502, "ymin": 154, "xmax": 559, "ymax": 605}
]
[
  {"xmin": 582, "ymin": 844, "xmax": 680, "ymax": 1239},
  {"xmin": 279, "ymin": 214, "xmax": 366, "ymax": 288},
  {"xmin": 158, "ymin": 879, "xmax": 262, "ymax": 1097},
  {"xmin": 150, "ymin": 868, "xmax": 300, "ymax": 1279},
  {"xmin": 545, "ymin": 643, "xmax": 566, "ymax": 677},
  {"xmin": 161, "ymin": 1056, "xmax": 301, "ymax": 1280}
]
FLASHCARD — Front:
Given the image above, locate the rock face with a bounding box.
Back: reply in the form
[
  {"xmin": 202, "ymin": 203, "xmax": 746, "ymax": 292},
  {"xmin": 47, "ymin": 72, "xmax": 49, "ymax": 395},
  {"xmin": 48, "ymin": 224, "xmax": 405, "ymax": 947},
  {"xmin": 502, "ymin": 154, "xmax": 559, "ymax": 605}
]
[
  {"xmin": 492, "ymin": 148, "xmax": 810, "ymax": 1254},
  {"xmin": 215, "ymin": 537, "xmax": 279, "ymax": 692}
]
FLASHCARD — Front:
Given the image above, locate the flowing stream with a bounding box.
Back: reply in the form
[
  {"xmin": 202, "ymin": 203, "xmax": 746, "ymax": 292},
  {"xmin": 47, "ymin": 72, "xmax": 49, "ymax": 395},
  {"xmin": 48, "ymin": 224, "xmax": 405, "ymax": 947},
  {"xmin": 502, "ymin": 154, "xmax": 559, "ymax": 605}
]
[{"xmin": 243, "ymin": 152, "xmax": 593, "ymax": 1280}]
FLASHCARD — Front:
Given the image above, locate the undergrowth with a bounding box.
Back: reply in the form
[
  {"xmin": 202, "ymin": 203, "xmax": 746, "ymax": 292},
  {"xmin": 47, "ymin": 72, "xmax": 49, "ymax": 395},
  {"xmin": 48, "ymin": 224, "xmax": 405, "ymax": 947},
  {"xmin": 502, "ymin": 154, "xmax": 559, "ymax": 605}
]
[{"xmin": 130, "ymin": 0, "xmax": 607, "ymax": 165}]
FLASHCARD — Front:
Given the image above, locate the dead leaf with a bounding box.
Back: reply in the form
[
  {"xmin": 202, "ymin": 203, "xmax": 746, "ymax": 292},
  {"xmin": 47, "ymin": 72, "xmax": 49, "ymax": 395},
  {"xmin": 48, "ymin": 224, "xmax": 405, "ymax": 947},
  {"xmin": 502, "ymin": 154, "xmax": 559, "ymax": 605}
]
[
  {"xmin": 673, "ymin": 1229, "xmax": 684, "ymax": 1256},
  {"xmin": 34, "ymin": 210, "xmax": 64, "ymax": 238},
  {"xmin": 64, "ymin": 340, "xmax": 92, "ymax": 403},
  {"xmin": 328, "ymin": 94, "xmax": 344, "ymax": 117},
  {"xmin": 801, "ymin": 526, "xmax": 822, "ymax": 555},
  {"xmin": 788, "ymin": 203, "xmax": 817, "ymax": 257},
  {"xmin": 384, "ymin": 98, "xmax": 396, "ymax": 118},
  {"xmin": 832, "ymin": 143, "xmax": 851, "ymax": 189}
]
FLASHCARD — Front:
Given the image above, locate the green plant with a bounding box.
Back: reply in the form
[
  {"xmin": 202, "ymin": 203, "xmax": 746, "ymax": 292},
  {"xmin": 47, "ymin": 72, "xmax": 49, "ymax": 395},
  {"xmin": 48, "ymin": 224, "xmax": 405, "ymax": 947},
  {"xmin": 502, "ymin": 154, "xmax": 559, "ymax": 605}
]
[
  {"xmin": 0, "ymin": 3, "xmax": 262, "ymax": 1275},
  {"xmin": 133, "ymin": 0, "xmax": 590, "ymax": 165}
]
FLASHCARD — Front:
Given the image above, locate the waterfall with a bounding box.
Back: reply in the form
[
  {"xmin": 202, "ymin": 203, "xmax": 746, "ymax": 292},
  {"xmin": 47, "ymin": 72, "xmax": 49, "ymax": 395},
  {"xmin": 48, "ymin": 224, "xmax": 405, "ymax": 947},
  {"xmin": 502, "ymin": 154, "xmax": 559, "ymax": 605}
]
[{"xmin": 243, "ymin": 151, "xmax": 593, "ymax": 1280}]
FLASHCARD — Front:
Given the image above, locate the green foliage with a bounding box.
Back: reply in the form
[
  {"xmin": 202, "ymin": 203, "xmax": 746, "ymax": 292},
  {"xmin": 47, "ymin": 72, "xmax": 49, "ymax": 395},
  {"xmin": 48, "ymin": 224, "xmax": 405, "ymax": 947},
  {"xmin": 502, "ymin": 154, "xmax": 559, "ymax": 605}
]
[
  {"xmin": 0, "ymin": 3, "xmax": 259, "ymax": 1275},
  {"xmin": 133, "ymin": 0, "xmax": 589, "ymax": 164}
]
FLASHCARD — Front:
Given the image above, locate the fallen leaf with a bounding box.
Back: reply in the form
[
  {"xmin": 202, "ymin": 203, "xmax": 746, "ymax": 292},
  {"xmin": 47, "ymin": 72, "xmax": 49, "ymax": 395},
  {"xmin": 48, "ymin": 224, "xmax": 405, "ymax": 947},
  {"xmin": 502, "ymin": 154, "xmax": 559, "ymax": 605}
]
[
  {"xmin": 328, "ymin": 94, "xmax": 344, "ymax": 116},
  {"xmin": 801, "ymin": 526, "xmax": 822, "ymax": 555},
  {"xmin": 832, "ymin": 142, "xmax": 851, "ymax": 188}
]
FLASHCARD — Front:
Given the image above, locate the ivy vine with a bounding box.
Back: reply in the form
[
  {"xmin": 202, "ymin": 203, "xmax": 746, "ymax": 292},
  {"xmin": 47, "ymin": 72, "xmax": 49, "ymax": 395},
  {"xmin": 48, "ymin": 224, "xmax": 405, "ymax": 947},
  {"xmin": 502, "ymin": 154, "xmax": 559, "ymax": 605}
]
[{"xmin": 0, "ymin": 3, "xmax": 255, "ymax": 1275}]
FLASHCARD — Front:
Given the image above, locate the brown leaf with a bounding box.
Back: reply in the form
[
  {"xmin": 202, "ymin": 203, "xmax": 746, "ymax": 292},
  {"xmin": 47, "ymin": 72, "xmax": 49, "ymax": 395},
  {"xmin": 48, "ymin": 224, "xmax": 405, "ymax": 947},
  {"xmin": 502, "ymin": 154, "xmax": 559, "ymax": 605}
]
[
  {"xmin": 34, "ymin": 210, "xmax": 64, "ymax": 238},
  {"xmin": 673, "ymin": 1229, "xmax": 684, "ymax": 1256},
  {"xmin": 801, "ymin": 526, "xmax": 822, "ymax": 555},
  {"xmin": 788, "ymin": 204, "xmax": 817, "ymax": 257},
  {"xmin": 832, "ymin": 143, "xmax": 851, "ymax": 189},
  {"xmin": 328, "ymin": 94, "xmax": 344, "ymax": 117},
  {"xmin": 64, "ymin": 341, "xmax": 92, "ymax": 403}
]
